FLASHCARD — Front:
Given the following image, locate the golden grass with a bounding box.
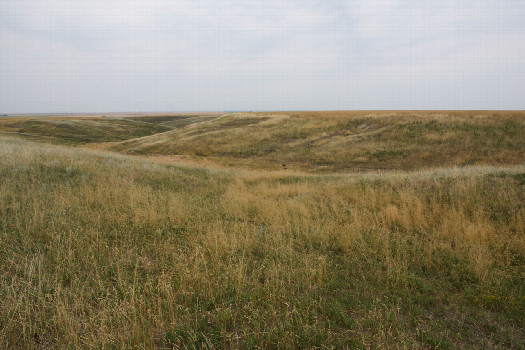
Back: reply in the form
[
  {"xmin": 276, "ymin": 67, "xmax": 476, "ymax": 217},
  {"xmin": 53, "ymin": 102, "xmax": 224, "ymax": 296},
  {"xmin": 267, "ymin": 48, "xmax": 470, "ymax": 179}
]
[{"xmin": 1, "ymin": 135, "xmax": 524, "ymax": 348}]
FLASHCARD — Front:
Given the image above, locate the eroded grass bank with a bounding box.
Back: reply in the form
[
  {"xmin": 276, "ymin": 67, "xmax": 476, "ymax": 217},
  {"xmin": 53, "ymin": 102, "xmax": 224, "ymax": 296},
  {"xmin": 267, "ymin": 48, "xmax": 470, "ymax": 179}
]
[{"xmin": 0, "ymin": 137, "xmax": 524, "ymax": 349}]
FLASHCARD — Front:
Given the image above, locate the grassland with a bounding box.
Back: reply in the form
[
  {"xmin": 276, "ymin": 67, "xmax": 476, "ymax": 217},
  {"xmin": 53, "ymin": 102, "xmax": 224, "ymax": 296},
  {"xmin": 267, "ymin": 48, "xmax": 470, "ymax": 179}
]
[
  {"xmin": 0, "ymin": 114, "xmax": 219, "ymax": 145},
  {"xmin": 0, "ymin": 111, "xmax": 524, "ymax": 349},
  {"xmin": 106, "ymin": 111, "xmax": 525, "ymax": 172}
]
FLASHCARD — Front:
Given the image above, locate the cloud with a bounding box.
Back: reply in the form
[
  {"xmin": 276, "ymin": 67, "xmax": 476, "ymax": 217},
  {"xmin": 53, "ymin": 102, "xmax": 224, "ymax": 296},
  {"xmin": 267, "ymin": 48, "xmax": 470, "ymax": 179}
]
[{"xmin": 0, "ymin": 0, "xmax": 524, "ymax": 112}]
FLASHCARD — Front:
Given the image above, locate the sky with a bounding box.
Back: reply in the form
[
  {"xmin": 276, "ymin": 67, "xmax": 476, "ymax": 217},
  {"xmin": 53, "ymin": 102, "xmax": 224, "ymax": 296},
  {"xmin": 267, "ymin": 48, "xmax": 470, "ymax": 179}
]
[{"xmin": 1, "ymin": 0, "xmax": 524, "ymax": 113}]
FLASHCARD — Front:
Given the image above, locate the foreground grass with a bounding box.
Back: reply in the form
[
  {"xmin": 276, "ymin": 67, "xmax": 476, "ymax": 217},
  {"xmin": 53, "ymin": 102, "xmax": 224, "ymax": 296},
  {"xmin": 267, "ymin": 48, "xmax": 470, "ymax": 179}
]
[{"xmin": 1, "ymin": 136, "xmax": 524, "ymax": 349}]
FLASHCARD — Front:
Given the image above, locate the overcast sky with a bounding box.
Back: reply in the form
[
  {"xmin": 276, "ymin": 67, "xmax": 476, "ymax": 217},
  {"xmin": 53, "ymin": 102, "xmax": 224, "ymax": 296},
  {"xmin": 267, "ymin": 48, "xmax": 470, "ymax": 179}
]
[{"xmin": 1, "ymin": 0, "xmax": 524, "ymax": 113}]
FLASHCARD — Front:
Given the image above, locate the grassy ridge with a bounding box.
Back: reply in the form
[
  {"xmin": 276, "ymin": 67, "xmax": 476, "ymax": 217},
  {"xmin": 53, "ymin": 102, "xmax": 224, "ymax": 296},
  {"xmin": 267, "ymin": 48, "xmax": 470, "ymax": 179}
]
[
  {"xmin": 0, "ymin": 117, "xmax": 170, "ymax": 144},
  {"xmin": 108, "ymin": 111, "xmax": 525, "ymax": 172},
  {"xmin": 1, "ymin": 136, "xmax": 524, "ymax": 348},
  {"xmin": 0, "ymin": 115, "xmax": 219, "ymax": 145},
  {"xmin": 2, "ymin": 111, "xmax": 523, "ymax": 173},
  {"xmin": 129, "ymin": 115, "xmax": 220, "ymax": 129}
]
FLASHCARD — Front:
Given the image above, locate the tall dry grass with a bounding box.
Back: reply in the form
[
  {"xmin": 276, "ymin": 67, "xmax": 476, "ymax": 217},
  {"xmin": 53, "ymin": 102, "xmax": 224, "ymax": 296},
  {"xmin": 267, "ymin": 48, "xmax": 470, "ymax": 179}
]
[{"xmin": 0, "ymin": 136, "xmax": 524, "ymax": 348}]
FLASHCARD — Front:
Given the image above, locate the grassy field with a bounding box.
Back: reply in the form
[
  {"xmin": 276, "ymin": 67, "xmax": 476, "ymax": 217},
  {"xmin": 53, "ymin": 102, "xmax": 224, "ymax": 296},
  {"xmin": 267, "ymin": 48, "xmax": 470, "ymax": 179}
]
[{"xmin": 0, "ymin": 111, "xmax": 524, "ymax": 348}]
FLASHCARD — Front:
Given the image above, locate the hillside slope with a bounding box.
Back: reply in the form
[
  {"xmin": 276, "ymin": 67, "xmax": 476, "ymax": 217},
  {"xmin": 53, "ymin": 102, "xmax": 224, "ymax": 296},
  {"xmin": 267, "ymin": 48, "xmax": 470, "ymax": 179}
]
[
  {"xmin": 0, "ymin": 114, "xmax": 220, "ymax": 145},
  {"xmin": 107, "ymin": 111, "xmax": 525, "ymax": 172}
]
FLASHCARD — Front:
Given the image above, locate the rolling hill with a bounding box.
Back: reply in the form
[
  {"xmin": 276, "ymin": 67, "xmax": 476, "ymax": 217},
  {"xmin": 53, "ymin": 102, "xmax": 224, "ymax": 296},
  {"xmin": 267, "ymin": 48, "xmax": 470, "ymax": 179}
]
[{"xmin": 104, "ymin": 111, "xmax": 525, "ymax": 172}]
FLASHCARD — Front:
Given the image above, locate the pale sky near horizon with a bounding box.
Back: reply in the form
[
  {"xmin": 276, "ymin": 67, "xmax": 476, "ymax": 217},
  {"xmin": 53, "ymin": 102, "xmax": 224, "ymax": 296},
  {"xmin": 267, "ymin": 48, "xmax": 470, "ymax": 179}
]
[{"xmin": 1, "ymin": 0, "xmax": 524, "ymax": 113}]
